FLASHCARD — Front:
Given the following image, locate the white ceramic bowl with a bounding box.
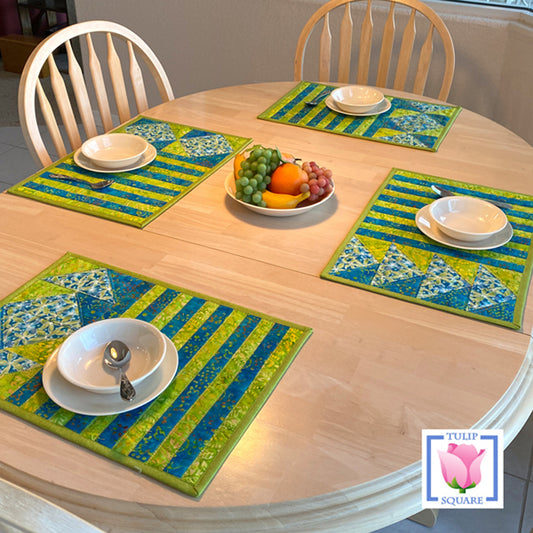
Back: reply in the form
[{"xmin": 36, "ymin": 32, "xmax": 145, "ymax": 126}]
[
  {"xmin": 330, "ymin": 85, "xmax": 384, "ymax": 114},
  {"xmin": 429, "ymin": 196, "xmax": 508, "ymax": 242},
  {"xmin": 224, "ymin": 174, "xmax": 335, "ymax": 217},
  {"xmin": 81, "ymin": 133, "xmax": 148, "ymax": 170},
  {"xmin": 57, "ymin": 318, "xmax": 166, "ymax": 394}
]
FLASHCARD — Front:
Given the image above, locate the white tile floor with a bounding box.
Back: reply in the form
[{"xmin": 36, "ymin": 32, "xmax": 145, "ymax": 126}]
[{"xmin": 0, "ymin": 114, "xmax": 532, "ymax": 532}]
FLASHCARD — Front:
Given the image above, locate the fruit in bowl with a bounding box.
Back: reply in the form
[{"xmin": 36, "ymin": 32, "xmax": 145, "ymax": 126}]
[{"xmin": 232, "ymin": 145, "xmax": 334, "ymax": 210}]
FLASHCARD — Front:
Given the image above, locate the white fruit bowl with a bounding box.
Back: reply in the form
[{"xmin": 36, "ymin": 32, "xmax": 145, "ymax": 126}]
[
  {"xmin": 57, "ymin": 318, "xmax": 166, "ymax": 394},
  {"xmin": 81, "ymin": 133, "xmax": 148, "ymax": 170},
  {"xmin": 429, "ymin": 196, "xmax": 508, "ymax": 242},
  {"xmin": 224, "ymin": 174, "xmax": 335, "ymax": 217}
]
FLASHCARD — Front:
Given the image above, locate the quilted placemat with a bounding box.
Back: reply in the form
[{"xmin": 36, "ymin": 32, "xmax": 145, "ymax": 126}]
[
  {"xmin": 8, "ymin": 117, "xmax": 252, "ymax": 228},
  {"xmin": 321, "ymin": 169, "xmax": 533, "ymax": 329},
  {"xmin": 258, "ymin": 81, "xmax": 461, "ymax": 151},
  {"xmin": 0, "ymin": 253, "xmax": 311, "ymax": 497}
]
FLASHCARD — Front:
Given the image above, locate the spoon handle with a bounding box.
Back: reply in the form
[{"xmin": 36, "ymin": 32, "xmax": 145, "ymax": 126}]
[{"xmin": 119, "ymin": 371, "xmax": 136, "ymax": 401}]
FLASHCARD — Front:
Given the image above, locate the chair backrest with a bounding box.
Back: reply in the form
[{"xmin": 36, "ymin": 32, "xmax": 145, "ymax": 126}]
[
  {"xmin": 18, "ymin": 20, "xmax": 174, "ymax": 167},
  {"xmin": 294, "ymin": 0, "xmax": 455, "ymax": 101}
]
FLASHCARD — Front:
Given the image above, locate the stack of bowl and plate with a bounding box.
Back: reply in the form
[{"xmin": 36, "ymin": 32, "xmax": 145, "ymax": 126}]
[
  {"xmin": 416, "ymin": 196, "xmax": 513, "ymax": 250},
  {"xmin": 42, "ymin": 318, "xmax": 179, "ymax": 416},
  {"xmin": 73, "ymin": 133, "xmax": 156, "ymax": 173},
  {"xmin": 326, "ymin": 85, "xmax": 391, "ymax": 116}
]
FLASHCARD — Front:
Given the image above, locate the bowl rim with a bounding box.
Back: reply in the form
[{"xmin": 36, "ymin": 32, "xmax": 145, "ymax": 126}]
[
  {"xmin": 429, "ymin": 196, "xmax": 508, "ymax": 238},
  {"xmin": 57, "ymin": 317, "xmax": 166, "ymax": 393},
  {"xmin": 81, "ymin": 133, "xmax": 148, "ymax": 165},
  {"xmin": 330, "ymin": 85, "xmax": 384, "ymax": 108}
]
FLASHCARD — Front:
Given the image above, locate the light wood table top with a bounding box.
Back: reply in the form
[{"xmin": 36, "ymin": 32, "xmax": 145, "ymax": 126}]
[{"xmin": 0, "ymin": 82, "xmax": 532, "ymax": 532}]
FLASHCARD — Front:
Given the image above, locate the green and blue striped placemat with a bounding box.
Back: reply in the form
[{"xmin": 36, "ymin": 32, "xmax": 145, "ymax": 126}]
[
  {"xmin": 258, "ymin": 81, "xmax": 461, "ymax": 151},
  {"xmin": 0, "ymin": 253, "xmax": 311, "ymax": 496},
  {"xmin": 321, "ymin": 169, "xmax": 533, "ymax": 329},
  {"xmin": 8, "ymin": 117, "xmax": 252, "ymax": 228}
]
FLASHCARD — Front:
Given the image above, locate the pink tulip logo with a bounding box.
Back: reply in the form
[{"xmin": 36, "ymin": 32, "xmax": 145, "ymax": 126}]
[{"xmin": 437, "ymin": 443, "xmax": 486, "ymax": 493}]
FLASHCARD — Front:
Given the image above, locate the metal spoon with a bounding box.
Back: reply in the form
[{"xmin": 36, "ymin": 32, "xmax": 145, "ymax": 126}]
[
  {"xmin": 103, "ymin": 340, "xmax": 136, "ymax": 401},
  {"xmin": 48, "ymin": 173, "xmax": 113, "ymax": 190},
  {"xmin": 305, "ymin": 90, "xmax": 329, "ymax": 107},
  {"xmin": 431, "ymin": 184, "xmax": 513, "ymax": 210}
]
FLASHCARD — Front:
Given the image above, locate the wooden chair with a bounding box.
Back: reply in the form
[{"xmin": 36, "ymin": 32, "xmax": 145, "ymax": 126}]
[
  {"xmin": 18, "ymin": 20, "xmax": 174, "ymax": 167},
  {"xmin": 294, "ymin": 0, "xmax": 455, "ymax": 101}
]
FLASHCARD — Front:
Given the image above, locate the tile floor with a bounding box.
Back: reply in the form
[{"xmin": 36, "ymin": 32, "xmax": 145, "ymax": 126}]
[{"xmin": 0, "ymin": 118, "xmax": 532, "ymax": 532}]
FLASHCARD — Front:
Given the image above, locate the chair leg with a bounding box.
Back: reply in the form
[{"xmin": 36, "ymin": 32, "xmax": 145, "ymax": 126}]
[{"xmin": 408, "ymin": 508, "xmax": 439, "ymax": 528}]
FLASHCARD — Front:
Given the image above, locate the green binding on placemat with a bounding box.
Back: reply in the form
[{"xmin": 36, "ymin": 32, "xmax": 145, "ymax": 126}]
[
  {"xmin": 0, "ymin": 253, "xmax": 312, "ymax": 497},
  {"xmin": 8, "ymin": 117, "xmax": 252, "ymax": 228},
  {"xmin": 321, "ymin": 169, "xmax": 533, "ymax": 329},
  {"xmin": 258, "ymin": 81, "xmax": 461, "ymax": 152}
]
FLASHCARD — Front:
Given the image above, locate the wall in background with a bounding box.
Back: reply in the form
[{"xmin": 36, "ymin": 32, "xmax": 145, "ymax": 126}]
[{"xmin": 72, "ymin": 0, "xmax": 533, "ymax": 145}]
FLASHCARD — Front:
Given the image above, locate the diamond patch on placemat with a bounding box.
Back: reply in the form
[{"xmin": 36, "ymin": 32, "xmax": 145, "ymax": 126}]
[
  {"xmin": 125, "ymin": 120, "xmax": 176, "ymax": 146},
  {"xmin": 180, "ymin": 131, "xmax": 234, "ymax": 167},
  {"xmin": 0, "ymin": 349, "xmax": 40, "ymax": 376},
  {"xmin": 1, "ymin": 294, "xmax": 81, "ymax": 348},
  {"xmin": 45, "ymin": 269, "xmax": 115, "ymax": 302}
]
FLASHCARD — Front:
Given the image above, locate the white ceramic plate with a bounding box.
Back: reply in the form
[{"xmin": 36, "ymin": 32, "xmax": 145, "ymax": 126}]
[
  {"xmin": 74, "ymin": 143, "xmax": 157, "ymax": 173},
  {"xmin": 43, "ymin": 334, "xmax": 179, "ymax": 416},
  {"xmin": 325, "ymin": 95, "xmax": 391, "ymax": 117},
  {"xmin": 416, "ymin": 204, "xmax": 513, "ymax": 250},
  {"xmin": 224, "ymin": 173, "xmax": 335, "ymax": 217}
]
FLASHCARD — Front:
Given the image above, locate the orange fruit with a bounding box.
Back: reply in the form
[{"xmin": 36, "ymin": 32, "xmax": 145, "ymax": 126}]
[{"xmin": 269, "ymin": 163, "xmax": 308, "ymax": 195}]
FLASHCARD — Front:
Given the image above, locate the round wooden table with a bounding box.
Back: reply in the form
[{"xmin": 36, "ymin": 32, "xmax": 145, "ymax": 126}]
[{"xmin": 0, "ymin": 82, "xmax": 532, "ymax": 532}]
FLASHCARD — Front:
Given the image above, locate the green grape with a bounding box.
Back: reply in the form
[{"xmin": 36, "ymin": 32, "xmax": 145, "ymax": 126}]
[{"xmin": 237, "ymin": 145, "xmax": 281, "ymax": 205}]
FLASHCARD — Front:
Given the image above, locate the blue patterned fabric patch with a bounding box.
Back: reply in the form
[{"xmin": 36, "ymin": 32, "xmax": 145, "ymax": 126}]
[{"xmin": 322, "ymin": 169, "xmax": 533, "ymax": 329}]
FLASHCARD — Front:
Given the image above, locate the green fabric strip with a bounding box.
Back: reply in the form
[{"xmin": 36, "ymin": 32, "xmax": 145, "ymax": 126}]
[
  {"xmin": 321, "ymin": 169, "xmax": 533, "ymax": 329},
  {"xmin": 8, "ymin": 117, "xmax": 252, "ymax": 228},
  {"xmin": 0, "ymin": 253, "xmax": 312, "ymax": 497},
  {"xmin": 258, "ymin": 81, "xmax": 461, "ymax": 152}
]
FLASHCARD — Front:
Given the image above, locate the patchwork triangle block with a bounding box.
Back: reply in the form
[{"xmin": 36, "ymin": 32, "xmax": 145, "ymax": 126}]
[
  {"xmin": 371, "ymin": 243, "xmax": 424, "ymax": 287},
  {"xmin": 467, "ymin": 265, "xmax": 516, "ymax": 312},
  {"xmin": 45, "ymin": 268, "xmax": 115, "ymax": 302},
  {"xmin": 417, "ymin": 255, "xmax": 470, "ymax": 301},
  {"xmin": 0, "ymin": 349, "xmax": 40, "ymax": 376}
]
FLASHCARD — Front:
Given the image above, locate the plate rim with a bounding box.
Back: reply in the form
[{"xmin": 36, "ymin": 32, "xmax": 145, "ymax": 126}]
[
  {"xmin": 325, "ymin": 95, "xmax": 391, "ymax": 117},
  {"xmin": 416, "ymin": 204, "xmax": 513, "ymax": 250},
  {"xmin": 74, "ymin": 142, "xmax": 157, "ymax": 173},
  {"xmin": 42, "ymin": 333, "xmax": 179, "ymax": 416}
]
